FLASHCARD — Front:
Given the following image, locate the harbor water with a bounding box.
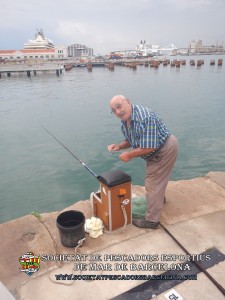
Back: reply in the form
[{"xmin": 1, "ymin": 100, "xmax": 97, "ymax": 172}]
[{"xmin": 1, "ymin": 55, "xmax": 225, "ymax": 223}]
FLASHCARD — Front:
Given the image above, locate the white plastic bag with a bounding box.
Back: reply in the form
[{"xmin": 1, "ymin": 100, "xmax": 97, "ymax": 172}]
[{"xmin": 85, "ymin": 217, "xmax": 104, "ymax": 238}]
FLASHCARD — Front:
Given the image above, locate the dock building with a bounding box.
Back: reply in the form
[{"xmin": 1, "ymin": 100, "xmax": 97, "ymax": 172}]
[
  {"xmin": 0, "ymin": 30, "xmax": 94, "ymax": 62},
  {"xmin": 189, "ymin": 39, "xmax": 224, "ymax": 54},
  {"xmin": 67, "ymin": 44, "xmax": 93, "ymax": 59},
  {"xmin": 0, "ymin": 29, "xmax": 67, "ymax": 61}
]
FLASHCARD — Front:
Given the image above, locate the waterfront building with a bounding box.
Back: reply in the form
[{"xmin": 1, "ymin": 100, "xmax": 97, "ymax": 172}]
[
  {"xmin": 67, "ymin": 44, "xmax": 93, "ymax": 59},
  {"xmin": 189, "ymin": 39, "xmax": 224, "ymax": 54},
  {"xmin": 0, "ymin": 48, "xmax": 68, "ymax": 61},
  {"xmin": 196, "ymin": 39, "xmax": 203, "ymax": 52},
  {"xmin": 0, "ymin": 29, "xmax": 68, "ymax": 61},
  {"xmin": 189, "ymin": 41, "xmax": 197, "ymax": 54}
]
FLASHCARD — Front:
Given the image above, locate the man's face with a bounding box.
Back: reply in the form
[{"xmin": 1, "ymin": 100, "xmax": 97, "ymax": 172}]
[{"xmin": 110, "ymin": 97, "xmax": 132, "ymax": 122}]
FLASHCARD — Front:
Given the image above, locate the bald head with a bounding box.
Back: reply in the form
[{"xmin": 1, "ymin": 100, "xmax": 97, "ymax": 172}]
[
  {"xmin": 110, "ymin": 95, "xmax": 126, "ymax": 106},
  {"xmin": 109, "ymin": 95, "xmax": 132, "ymax": 122}
]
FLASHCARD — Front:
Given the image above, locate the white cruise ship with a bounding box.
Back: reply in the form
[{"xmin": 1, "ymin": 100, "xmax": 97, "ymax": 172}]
[
  {"xmin": 136, "ymin": 40, "xmax": 161, "ymax": 56},
  {"xmin": 24, "ymin": 29, "xmax": 55, "ymax": 49}
]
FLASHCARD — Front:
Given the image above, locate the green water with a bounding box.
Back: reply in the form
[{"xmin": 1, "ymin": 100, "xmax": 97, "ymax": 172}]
[{"xmin": 1, "ymin": 55, "xmax": 225, "ymax": 223}]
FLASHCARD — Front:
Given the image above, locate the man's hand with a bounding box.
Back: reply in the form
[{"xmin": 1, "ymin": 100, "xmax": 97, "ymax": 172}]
[
  {"xmin": 107, "ymin": 144, "xmax": 120, "ymax": 152},
  {"xmin": 119, "ymin": 151, "xmax": 132, "ymax": 162}
]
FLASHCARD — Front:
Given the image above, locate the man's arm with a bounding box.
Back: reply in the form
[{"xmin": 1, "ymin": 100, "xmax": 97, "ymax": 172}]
[{"xmin": 119, "ymin": 147, "xmax": 157, "ymax": 162}]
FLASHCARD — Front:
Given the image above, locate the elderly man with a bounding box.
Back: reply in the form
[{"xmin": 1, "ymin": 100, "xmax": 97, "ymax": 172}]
[{"xmin": 108, "ymin": 95, "xmax": 178, "ymax": 229}]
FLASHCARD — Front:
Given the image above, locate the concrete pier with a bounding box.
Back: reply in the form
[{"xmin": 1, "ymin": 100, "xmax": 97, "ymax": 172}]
[
  {"xmin": 0, "ymin": 171, "xmax": 225, "ymax": 299},
  {"xmin": 0, "ymin": 62, "xmax": 63, "ymax": 77}
]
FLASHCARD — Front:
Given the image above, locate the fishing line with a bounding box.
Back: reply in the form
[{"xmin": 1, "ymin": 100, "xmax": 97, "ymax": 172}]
[
  {"xmin": 31, "ymin": 90, "xmax": 98, "ymax": 179},
  {"xmin": 40, "ymin": 124, "xmax": 98, "ymax": 178}
]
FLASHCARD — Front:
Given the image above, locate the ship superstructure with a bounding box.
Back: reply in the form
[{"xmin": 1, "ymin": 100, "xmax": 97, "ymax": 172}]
[
  {"xmin": 136, "ymin": 40, "xmax": 161, "ymax": 56},
  {"xmin": 24, "ymin": 29, "xmax": 55, "ymax": 49}
]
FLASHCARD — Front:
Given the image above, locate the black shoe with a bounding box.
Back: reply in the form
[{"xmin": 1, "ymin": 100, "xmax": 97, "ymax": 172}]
[{"xmin": 132, "ymin": 218, "xmax": 159, "ymax": 229}]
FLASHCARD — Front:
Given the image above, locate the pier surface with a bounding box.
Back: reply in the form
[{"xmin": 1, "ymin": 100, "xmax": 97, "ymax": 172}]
[
  {"xmin": 0, "ymin": 62, "xmax": 63, "ymax": 76},
  {"xmin": 0, "ymin": 171, "xmax": 225, "ymax": 300}
]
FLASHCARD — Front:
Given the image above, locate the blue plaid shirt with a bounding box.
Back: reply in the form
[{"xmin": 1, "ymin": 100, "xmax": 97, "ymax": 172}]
[{"xmin": 121, "ymin": 105, "xmax": 170, "ymax": 160}]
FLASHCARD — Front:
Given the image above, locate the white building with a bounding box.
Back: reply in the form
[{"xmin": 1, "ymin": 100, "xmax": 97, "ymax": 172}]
[
  {"xmin": 67, "ymin": 44, "xmax": 93, "ymax": 59},
  {"xmin": 0, "ymin": 29, "xmax": 68, "ymax": 61}
]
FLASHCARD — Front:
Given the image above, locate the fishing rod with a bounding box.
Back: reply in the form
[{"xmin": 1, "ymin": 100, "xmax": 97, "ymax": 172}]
[{"xmin": 41, "ymin": 125, "xmax": 98, "ymax": 178}]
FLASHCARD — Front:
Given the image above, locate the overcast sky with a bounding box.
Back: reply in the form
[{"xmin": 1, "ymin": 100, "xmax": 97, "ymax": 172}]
[{"xmin": 1, "ymin": 0, "xmax": 224, "ymax": 54}]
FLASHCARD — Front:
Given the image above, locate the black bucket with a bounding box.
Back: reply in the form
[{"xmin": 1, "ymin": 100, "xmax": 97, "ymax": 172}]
[{"xmin": 56, "ymin": 210, "xmax": 85, "ymax": 247}]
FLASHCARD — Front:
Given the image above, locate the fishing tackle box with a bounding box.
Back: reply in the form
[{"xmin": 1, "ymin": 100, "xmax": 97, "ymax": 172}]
[{"xmin": 91, "ymin": 170, "xmax": 132, "ymax": 232}]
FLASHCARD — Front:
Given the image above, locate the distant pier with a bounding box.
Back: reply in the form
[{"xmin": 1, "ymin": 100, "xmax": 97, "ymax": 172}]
[
  {"xmin": 0, "ymin": 62, "xmax": 63, "ymax": 77},
  {"xmin": 0, "ymin": 57, "xmax": 223, "ymax": 78}
]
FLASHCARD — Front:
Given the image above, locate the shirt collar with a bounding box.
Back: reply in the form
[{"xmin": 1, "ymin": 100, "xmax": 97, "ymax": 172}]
[{"xmin": 121, "ymin": 104, "xmax": 138, "ymax": 126}]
